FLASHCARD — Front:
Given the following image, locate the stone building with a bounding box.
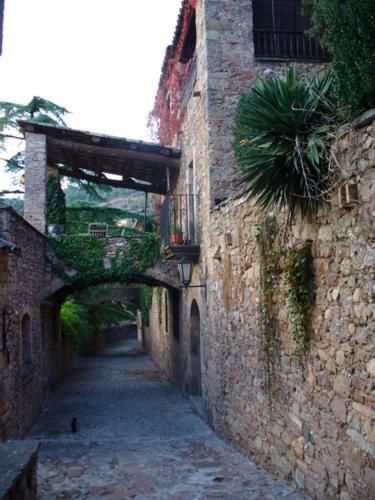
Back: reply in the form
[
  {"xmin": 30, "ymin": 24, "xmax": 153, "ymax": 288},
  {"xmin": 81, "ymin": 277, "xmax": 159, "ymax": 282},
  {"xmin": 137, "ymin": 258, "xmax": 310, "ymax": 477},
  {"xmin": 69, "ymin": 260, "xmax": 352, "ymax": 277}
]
[
  {"xmin": 2, "ymin": 1, "xmax": 373, "ymax": 497},
  {"xmin": 0, "ymin": 208, "xmax": 75, "ymax": 440},
  {"xmin": 144, "ymin": 1, "xmax": 375, "ymax": 498}
]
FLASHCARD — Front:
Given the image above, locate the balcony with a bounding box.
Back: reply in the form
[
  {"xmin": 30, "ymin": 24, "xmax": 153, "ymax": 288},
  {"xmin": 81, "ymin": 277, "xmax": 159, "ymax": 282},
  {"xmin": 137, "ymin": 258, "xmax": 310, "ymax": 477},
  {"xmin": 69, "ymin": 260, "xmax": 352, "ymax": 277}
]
[
  {"xmin": 160, "ymin": 194, "xmax": 200, "ymax": 261},
  {"xmin": 254, "ymin": 30, "xmax": 329, "ymax": 61}
]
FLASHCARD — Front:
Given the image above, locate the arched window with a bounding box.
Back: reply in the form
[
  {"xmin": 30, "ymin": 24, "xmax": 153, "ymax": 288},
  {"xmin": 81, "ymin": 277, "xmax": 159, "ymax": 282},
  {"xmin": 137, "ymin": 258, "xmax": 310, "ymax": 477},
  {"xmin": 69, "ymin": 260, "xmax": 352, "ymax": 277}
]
[{"xmin": 21, "ymin": 314, "xmax": 32, "ymax": 380}]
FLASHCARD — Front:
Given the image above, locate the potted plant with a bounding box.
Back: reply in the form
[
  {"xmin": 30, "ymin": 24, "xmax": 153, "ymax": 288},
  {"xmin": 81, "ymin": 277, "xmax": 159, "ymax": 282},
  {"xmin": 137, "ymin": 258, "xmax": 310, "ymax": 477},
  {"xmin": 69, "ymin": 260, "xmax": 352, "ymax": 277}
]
[{"xmin": 169, "ymin": 225, "xmax": 183, "ymax": 245}]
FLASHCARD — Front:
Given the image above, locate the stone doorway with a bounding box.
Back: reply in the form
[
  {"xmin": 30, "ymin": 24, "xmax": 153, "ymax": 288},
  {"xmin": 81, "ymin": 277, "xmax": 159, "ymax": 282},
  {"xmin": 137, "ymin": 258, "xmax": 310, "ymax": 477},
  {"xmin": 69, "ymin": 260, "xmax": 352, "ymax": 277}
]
[{"xmin": 190, "ymin": 300, "xmax": 202, "ymax": 396}]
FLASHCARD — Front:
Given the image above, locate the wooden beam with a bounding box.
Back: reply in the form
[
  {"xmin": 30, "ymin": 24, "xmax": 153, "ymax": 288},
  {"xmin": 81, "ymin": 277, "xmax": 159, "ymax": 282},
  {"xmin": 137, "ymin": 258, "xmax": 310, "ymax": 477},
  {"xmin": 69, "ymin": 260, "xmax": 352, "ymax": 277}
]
[
  {"xmin": 48, "ymin": 138, "xmax": 180, "ymax": 169},
  {"xmin": 58, "ymin": 167, "xmax": 166, "ymax": 195}
]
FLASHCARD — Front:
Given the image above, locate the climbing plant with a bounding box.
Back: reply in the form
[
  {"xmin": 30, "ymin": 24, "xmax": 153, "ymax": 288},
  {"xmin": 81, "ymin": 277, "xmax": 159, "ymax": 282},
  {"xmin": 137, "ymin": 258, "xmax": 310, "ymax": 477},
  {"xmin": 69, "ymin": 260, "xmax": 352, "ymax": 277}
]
[
  {"xmin": 148, "ymin": 0, "xmax": 197, "ymax": 144},
  {"xmin": 49, "ymin": 233, "xmax": 160, "ymax": 290},
  {"xmin": 140, "ymin": 285, "xmax": 153, "ymax": 327},
  {"xmin": 46, "ymin": 174, "xmax": 66, "ymax": 225},
  {"xmin": 256, "ymin": 217, "xmax": 281, "ymax": 374},
  {"xmin": 257, "ymin": 218, "xmax": 314, "ymax": 368},
  {"xmin": 283, "ymin": 242, "xmax": 314, "ymax": 354}
]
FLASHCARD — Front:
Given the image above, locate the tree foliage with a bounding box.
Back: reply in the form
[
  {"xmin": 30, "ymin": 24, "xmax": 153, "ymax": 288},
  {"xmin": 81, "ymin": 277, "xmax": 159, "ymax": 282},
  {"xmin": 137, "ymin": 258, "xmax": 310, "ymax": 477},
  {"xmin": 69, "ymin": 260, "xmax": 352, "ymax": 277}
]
[
  {"xmin": 60, "ymin": 297, "xmax": 93, "ymax": 348},
  {"xmin": 0, "ymin": 96, "xmax": 69, "ymax": 171},
  {"xmin": 234, "ymin": 67, "xmax": 338, "ymax": 219},
  {"xmin": 303, "ymin": 0, "xmax": 375, "ymax": 116}
]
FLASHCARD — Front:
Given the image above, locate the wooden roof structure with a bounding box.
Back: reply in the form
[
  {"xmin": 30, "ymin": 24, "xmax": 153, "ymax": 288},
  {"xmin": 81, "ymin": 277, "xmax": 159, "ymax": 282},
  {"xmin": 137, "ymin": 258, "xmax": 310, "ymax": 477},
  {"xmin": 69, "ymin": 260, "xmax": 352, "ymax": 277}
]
[{"xmin": 19, "ymin": 121, "xmax": 180, "ymax": 195}]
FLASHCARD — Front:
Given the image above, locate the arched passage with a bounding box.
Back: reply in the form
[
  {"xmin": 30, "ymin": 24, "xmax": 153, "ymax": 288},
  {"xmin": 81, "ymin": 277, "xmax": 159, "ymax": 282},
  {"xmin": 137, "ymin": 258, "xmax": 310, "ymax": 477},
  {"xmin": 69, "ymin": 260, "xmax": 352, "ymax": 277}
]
[{"xmin": 190, "ymin": 300, "xmax": 202, "ymax": 396}]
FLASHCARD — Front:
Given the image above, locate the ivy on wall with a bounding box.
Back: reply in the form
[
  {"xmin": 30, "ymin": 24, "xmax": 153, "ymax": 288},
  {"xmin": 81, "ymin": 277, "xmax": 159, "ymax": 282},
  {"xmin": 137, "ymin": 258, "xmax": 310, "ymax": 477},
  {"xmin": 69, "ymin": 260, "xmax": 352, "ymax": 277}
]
[
  {"xmin": 283, "ymin": 242, "xmax": 314, "ymax": 354},
  {"xmin": 148, "ymin": 0, "xmax": 197, "ymax": 144},
  {"xmin": 257, "ymin": 217, "xmax": 280, "ymax": 373},
  {"xmin": 46, "ymin": 174, "xmax": 66, "ymax": 225},
  {"xmin": 140, "ymin": 285, "xmax": 153, "ymax": 327},
  {"xmin": 48, "ymin": 233, "xmax": 160, "ymax": 291},
  {"xmin": 257, "ymin": 218, "xmax": 314, "ymax": 367}
]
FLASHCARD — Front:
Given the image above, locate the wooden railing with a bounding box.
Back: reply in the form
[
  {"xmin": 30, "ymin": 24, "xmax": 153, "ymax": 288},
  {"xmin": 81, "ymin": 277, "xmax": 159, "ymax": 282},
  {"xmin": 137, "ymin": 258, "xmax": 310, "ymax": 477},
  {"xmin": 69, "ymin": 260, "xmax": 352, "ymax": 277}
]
[{"xmin": 254, "ymin": 30, "xmax": 329, "ymax": 61}]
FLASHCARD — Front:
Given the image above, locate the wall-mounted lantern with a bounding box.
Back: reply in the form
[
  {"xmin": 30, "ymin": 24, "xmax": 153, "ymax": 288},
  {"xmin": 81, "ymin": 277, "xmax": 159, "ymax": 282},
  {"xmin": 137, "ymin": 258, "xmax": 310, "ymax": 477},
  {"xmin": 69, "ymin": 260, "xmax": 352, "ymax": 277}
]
[
  {"xmin": 178, "ymin": 259, "xmax": 193, "ymax": 287},
  {"xmin": 177, "ymin": 259, "xmax": 206, "ymax": 289}
]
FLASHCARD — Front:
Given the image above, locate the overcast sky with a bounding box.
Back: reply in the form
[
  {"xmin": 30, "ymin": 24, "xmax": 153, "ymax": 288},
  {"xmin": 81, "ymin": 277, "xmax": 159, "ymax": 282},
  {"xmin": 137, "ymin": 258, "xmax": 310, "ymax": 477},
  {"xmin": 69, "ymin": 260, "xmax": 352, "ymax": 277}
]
[{"xmin": 0, "ymin": 0, "xmax": 181, "ymax": 190}]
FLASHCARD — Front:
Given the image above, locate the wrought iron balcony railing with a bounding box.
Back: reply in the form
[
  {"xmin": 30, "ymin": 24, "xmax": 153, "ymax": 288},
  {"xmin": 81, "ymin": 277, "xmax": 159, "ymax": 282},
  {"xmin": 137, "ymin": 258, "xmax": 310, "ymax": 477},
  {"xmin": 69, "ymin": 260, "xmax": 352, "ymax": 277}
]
[
  {"xmin": 254, "ymin": 30, "xmax": 329, "ymax": 61},
  {"xmin": 160, "ymin": 194, "xmax": 199, "ymax": 247}
]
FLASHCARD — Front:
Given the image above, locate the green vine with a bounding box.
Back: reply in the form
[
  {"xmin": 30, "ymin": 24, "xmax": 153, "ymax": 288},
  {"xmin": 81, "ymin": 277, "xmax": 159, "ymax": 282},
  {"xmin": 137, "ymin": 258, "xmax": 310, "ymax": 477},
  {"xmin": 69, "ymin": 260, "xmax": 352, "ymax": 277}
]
[
  {"xmin": 48, "ymin": 233, "xmax": 160, "ymax": 290},
  {"xmin": 257, "ymin": 217, "xmax": 281, "ymax": 375},
  {"xmin": 283, "ymin": 243, "xmax": 314, "ymax": 354},
  {"xmin": 140, "ymin": 285, "xmax": 153, "ymax": 327},
  {"xmin": 257, "ymin": 218, "xmax": 314, "ymax": 369},
  {"xmin": 46, "ymin": 174, "xmax": 66, "ymax": 225}
]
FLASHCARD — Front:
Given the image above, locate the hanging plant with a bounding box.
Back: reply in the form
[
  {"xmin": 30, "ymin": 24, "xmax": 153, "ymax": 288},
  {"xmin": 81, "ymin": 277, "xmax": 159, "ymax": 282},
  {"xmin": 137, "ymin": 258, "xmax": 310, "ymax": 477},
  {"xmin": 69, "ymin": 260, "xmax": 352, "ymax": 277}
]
[
  {"xmin": 283, "ymin": 242, "xmax": 314, "ymax": 354},
  {"xmin": 256, "ymin": 217, "xmax": 281, "ymax": 380}
]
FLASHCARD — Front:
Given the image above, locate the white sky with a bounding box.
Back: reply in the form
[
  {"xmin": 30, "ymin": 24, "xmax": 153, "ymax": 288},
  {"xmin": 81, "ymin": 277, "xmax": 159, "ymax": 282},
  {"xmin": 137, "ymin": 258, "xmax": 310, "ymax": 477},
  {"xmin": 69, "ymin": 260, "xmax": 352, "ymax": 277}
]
[{"xmin": 0, "ymin": 0, "xmax": 182, "ymax": 190}]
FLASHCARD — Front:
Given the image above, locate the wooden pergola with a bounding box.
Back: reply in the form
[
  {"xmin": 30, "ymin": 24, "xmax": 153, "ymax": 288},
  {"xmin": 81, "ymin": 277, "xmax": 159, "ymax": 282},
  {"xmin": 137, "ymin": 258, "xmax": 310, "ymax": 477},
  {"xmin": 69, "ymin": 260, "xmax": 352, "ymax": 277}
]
[{"xmin": 19, "ymin": 121, "xmax": 180, "ymax": 195}]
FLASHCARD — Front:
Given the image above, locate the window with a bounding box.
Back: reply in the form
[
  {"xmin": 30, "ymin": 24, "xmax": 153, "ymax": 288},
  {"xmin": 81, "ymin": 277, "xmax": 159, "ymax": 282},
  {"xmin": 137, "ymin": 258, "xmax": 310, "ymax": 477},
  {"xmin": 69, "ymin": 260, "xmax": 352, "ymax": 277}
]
[
  {"xmin": 253, "ymin": 0, "xmax": 310, "ymax": 33},
  {"xmin": 253, "ymin": 0, "xmax": 328, "ymax": 60},
  {"xmin": 180, "ymin": 10, "xmax": 196, "ymax": 63},
  {"xmin": 21, "ymin": 314, "xmax": 33, "ymax": 380}
]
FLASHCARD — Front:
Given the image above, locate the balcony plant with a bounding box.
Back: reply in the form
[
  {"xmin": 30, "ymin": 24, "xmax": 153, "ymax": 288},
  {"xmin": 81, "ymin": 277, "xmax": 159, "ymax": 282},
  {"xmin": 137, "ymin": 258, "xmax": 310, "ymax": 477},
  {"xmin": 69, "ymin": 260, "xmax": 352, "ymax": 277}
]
[{"xmin": 169, "ymin": 225, "xmax": 183, "ymax": 245}]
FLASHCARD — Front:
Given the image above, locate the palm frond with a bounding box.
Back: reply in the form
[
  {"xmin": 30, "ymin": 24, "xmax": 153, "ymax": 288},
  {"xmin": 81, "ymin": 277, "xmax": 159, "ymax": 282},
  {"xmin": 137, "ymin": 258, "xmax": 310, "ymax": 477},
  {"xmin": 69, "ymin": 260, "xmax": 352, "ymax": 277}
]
[{"xmin": 234, "ymin": 67, "xmax": 339, "ymax": 219}]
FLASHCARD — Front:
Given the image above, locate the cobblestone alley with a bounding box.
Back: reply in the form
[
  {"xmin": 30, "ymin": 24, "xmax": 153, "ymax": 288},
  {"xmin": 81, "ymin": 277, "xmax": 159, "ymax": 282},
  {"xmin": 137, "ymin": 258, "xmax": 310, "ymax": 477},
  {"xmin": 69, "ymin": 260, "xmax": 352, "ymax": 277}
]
[{"xmin": 28, "ymin": 339, "xmax": 306, "ymax": 499}]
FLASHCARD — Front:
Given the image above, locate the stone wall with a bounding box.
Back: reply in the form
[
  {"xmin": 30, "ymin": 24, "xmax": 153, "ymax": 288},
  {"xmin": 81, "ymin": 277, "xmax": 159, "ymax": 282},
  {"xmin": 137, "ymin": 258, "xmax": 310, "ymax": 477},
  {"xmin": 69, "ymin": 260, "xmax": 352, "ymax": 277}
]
[
  {"xmin": 146, "ymin": 109, "xmax": 374, "ymax": 498},
  {"xmin": 0, "ymin": 441, "xmax": 39, "ymax": 499},
  {"xmin": 0, "ymin": 208, "xmax": 74, "ymax": 440},
  {"xmin": 200, "ymin": 116, "xmax": 375, "ymax": 499}
]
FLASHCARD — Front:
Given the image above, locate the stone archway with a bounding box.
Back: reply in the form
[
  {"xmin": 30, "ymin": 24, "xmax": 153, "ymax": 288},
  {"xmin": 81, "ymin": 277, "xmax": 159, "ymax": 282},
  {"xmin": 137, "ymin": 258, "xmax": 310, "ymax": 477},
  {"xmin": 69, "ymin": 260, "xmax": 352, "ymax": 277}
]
[{"xmin": 190, "ymin": 300, "xmax": 202, "ymax": 396}]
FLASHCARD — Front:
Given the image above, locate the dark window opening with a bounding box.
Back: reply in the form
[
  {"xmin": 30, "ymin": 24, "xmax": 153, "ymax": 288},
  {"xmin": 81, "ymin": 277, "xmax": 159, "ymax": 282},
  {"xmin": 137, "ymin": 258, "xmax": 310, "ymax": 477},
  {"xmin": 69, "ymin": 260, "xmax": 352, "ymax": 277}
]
[
  {"xmin": 253, "ymin": 0, "xmax": 328, "ymax": 60},
  {"xmin": 180, "ymin": 10, "xmax": 196, "ymax": 63}
]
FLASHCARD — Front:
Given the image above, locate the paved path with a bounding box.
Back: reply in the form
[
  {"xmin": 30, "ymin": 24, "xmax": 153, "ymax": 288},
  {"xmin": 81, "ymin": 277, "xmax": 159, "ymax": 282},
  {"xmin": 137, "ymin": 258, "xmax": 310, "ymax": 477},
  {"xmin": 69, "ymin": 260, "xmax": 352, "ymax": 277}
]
[{"xmin": 28, "ymin": 338, "xmax": 305, "ymax": 499}]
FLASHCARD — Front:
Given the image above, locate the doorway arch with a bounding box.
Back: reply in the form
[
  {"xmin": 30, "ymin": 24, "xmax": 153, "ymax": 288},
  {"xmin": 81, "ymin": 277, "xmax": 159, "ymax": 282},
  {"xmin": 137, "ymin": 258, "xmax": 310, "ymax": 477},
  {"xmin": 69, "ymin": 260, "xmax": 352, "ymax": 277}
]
[{"xmin": 190, "ymin": 300, "xmax": 202, "ymax": 396}]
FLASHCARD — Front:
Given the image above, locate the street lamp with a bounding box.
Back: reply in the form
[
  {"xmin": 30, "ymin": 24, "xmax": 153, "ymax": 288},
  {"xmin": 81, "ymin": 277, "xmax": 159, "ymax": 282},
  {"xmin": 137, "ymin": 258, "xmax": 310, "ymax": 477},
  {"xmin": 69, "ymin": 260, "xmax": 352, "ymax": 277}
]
[
  {"xmin": 177, "ymin": 259, "xmax": 206, "ymax": 289},
  {"xmin": 178, "ymin": 259, "xmax": 193, "ymax": 287}
]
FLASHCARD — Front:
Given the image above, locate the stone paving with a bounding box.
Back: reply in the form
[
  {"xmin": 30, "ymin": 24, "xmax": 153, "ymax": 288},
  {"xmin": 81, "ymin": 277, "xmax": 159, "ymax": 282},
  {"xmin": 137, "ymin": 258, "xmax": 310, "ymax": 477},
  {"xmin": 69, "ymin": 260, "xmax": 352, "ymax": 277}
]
[{"xmin": 28, "ymin": 338, "xmax": 306, "ymax": 499}]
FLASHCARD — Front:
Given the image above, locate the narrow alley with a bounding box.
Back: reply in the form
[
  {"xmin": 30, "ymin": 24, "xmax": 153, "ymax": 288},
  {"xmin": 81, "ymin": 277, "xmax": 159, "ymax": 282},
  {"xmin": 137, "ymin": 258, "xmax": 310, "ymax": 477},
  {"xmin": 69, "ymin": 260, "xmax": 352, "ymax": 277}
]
[{"xmin": 27, "ymin": 338, "xmax": 305, "ymax": 499}]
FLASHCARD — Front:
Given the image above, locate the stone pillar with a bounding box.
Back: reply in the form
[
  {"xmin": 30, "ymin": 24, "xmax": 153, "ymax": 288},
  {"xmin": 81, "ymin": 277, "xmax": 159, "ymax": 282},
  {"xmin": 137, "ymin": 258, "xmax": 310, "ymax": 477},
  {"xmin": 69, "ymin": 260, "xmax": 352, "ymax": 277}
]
[
  {"xmin": 203, "ymin": 0, "xmax": 255, "ymax": 204},
  {"xmin": 24, "ymin": 132, "xmax": 47, "ymax": 234},
  {"xmin": 136, "ymin": 309, "xmax": 143, "ymax": 349}
]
